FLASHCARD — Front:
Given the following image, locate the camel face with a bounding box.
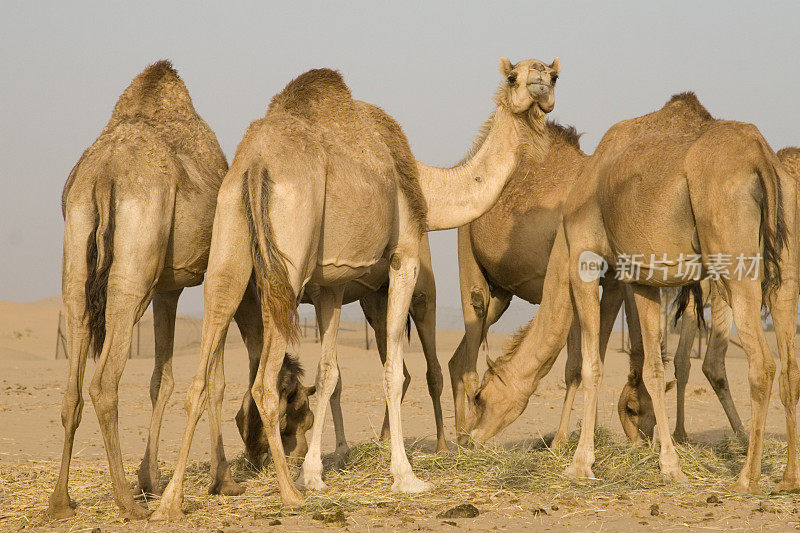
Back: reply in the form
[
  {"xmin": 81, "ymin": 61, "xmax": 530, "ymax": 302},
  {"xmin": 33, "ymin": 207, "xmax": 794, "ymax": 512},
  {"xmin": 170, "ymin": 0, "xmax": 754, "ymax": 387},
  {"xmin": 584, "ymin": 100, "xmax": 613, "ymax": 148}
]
[
  {"xmin": 499, "ymin": 57, "xmax": 560, "ymax": 115},
  {"xmin": 465, "ymin": 364, "xmax": 527, "ymax": 444},
  {"xmin": 617, "ymin": 380, "xmax": 654, "ymax": 443}
]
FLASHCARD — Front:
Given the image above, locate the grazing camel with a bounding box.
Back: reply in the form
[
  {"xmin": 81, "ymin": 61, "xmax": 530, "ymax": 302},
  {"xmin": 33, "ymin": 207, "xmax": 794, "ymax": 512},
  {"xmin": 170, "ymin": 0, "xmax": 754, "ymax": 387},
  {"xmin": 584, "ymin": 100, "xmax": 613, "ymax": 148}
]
[
  {"xmin": 50, "ymin": 61, "xmax": 313, "ymax": 520},
  {"xmin": 620, "ymin": 146, "xmax": 800, "ymax": 446},
  {"xmin": 237, "ymin": 236, "xmax": 444, "ymax": 468},
  {"xmin": 467, "ymin": 92, "xmax": 799, "ymax": 493},
  {"xmin": 449, "ymin": 121, "xmax": 644, "ymax": 446},
  {"xmin": 152, "ymin": 57, "xmax": 560, "ymax": 517}
]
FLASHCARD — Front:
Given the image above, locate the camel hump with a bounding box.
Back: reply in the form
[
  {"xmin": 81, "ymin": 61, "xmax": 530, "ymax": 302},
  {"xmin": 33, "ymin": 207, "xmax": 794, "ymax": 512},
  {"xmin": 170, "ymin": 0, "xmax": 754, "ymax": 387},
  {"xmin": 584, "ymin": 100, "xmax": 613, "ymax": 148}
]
[
  {"xmin": 777, "ymin": 147, "xmax": 800, "ymax": 178},
  {"xmin": 269, "ymin": 68, "xmax": 352, "ymax": 117},
  {"xmin": 109, "ymin": 59, "xmax": 197, "ymax": 125},
  {"xmin": 663, "ymin": 91, "xmax": 714, "ymax": 121}
]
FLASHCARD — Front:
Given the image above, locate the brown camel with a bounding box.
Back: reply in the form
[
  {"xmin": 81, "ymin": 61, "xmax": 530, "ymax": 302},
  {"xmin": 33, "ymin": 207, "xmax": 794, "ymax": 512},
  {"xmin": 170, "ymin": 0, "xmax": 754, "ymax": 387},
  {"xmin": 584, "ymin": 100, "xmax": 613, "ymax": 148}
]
[
  {"xmin": 237, "ymin": 236, "xmax": 444, "ymax": 468},
  {"xmin": 152, "ymin": 57, "xmax": 559, "ymax": 517},
  {"xmin": 50, "ymin": 61, "xmax": 314, "ymax": 520},
  {"xmin": 619, "ymin": 146, "xmax": 800, "ymax": 446},
  {"xmin": 448, "ymin": 121, "xmax": 647, "ymax": 446},
  {"xmin": 467, "ymin": 92, "xmax": 799, "ymax": 493}
]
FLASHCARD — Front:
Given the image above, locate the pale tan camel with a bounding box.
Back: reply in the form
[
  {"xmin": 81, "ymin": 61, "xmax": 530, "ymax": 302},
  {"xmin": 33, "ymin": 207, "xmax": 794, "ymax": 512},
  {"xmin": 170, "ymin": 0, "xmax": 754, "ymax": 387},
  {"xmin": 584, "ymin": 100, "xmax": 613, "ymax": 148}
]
[
  {"xmin": 467, "ymin": 92, "xmax": 799, "ymax": 493},
  {"xmin": 152, "ymin": 58, "xmax": 560, "ymax": 517},
  {"xmin": 620, "ymin": 146, "xmax": 800, "ymax": 446},
  {"xmin": 448, "ymin": 121, "xmax": 646, "ymax": 446},
  {"xmin": 237, "ymin": 236, "xmax": 445, "ymax": 467},
  {"xmin": 50, "ymin": 61, "xmax": 288, "ymax": 520}
]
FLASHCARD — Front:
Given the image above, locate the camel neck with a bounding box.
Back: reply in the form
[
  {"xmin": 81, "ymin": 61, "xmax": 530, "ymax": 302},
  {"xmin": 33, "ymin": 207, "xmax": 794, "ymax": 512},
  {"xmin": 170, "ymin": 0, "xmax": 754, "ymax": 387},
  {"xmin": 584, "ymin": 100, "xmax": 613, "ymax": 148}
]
[{"xmin": 417, "ymin": 104, "xmax": 547, "ymax": 231}]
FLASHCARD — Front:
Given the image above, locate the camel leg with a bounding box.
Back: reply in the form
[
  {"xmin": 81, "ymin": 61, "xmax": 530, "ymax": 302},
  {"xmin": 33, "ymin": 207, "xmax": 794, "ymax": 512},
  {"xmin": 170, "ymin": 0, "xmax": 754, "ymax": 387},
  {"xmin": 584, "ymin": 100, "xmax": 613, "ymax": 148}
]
[
  {"xmin": 360, "ymin": 291, "xmax": 412, "ymax": 443},
  {"xmin": 410, "ymin": 283, "xmax": 447, "ymax": 453},
  {"xmin": 552, "ymin": 318, "xmax": 580, "ymax": 450},
  {"xmin": 702, "ymin": 291, "xmax": 747, "ymax": 445},
  {"xmin": 672, "ymin": 297, "xmax": 697, "ymax": 444},
  {"xmin": 48, "ymin": 207, "xmax": 94, "ymax": 519},
  {"xmin": 385, "ymin": 236, "xmax": 431, "ymax": 493},
  {"xmin": 317, "ymin": 303, "xmax": 349, "ymax": 457},
  {"xmin": 727, "ymin": 280, "xmax": 776, "ymax": 493},
  {"xmin": 630, "ymin": 284, "xmax": 685, "ymax": 481},
  {"xmin": 234, "ymin": 277, "xmax": 268, "ymax": 467},
  {"xmin": 564, "ymin": 270, "xmax": 602, "ymax": 479},
  {"xmin": 152, "ymin": 181, "xmax": 255, "ymax": 520},
  {"xmin": 771, "ymin": 275, "xmax": 800, "ymax": 489},
  {"xmin": 298, "ymin": 286, "xmax": 345, "ymax": 490},
  {"xmin": 136, "ymin": 288, "xmax": 182, "ymax": 496},
  {"xmin": 553, "ymin": 280, "xmax": 623, "ymax": 450}
]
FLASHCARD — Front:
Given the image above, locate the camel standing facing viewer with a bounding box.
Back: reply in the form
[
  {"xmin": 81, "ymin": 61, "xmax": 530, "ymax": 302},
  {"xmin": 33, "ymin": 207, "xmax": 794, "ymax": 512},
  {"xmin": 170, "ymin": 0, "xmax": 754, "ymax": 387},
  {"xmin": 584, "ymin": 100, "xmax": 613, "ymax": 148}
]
[{"xmin": 153, "ymin": 57, "xmax": 559, "ymax": 516}]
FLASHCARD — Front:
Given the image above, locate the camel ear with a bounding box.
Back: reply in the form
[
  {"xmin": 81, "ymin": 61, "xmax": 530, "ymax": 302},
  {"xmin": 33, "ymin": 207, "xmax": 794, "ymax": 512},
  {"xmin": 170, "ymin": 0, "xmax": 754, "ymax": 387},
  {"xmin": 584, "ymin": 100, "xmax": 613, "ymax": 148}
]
[
  {"xmin": 305, "ymin": 385, "xmax": 316, "ymax": 396},
  {"xmin": 550, "ymin": 57, "xmax": 561, "ymax": 75},
  {"xmin": 665, "ymin": 379, "xmax": 676, "ymax": 393},
  {"xmin": 499, "ymin": 57, "xmax": 513, "ymax": 78}
]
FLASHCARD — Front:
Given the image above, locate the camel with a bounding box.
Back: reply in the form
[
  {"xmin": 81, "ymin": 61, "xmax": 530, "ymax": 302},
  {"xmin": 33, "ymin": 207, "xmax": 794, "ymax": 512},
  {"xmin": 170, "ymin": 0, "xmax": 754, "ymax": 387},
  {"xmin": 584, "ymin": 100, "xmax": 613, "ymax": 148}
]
[
  {"xmin": 50, "ymin": 61, "xmax": 314, "ymax": 520},
  {"xmin": 151, "ymin": 57, "xmax": 560, "ymax": 517},
  {"xmin": 466, "ymin": 92, "xmax": 799, "ymax": 493},
  {"xmin": 448, "ymin": 121, "xmax": 648, "ymax": 446},
  {"xmin": 619, "ymin": 146, "xmax": 800, "ymax": 446},
  {"xmin": 237, "ymin": 236, "xmax": 445, "ymax": 468}
]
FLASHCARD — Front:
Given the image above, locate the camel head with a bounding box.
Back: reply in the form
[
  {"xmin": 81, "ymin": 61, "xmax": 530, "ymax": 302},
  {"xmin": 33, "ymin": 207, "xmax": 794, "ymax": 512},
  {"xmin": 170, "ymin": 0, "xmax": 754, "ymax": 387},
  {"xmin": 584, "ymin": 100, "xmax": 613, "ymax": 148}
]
[
  {"xmin": 617, "ymin": 372, "xmax": 675, "ymax": 443},
  {"xmin": 464, "ymin": 356, "xmax": 529, "ymax": 444},
  {"xmin": 498, "ymin": 57, "xmax": 561, "ymax": 116},
  {"xmin": 236, "ymin": 354, "xmax": 316, "ymax": 467}
]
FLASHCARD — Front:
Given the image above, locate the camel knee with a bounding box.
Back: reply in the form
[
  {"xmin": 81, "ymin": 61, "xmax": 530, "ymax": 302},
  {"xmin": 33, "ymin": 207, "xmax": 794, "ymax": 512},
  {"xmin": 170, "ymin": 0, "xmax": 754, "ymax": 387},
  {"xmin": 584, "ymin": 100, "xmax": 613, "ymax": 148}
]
[
  {"xmin": 184, "ymin": 375, "xmax": 210, "ymax": 415},
  {"xmin": 89, "ymin": 381, "xmax": 118, "ymax": 419},
  {"xmin": 150, "ymin": 370, "xmax": 175, "ymax": 404},
  {"xmin": 60, "ymin": 390, "xmax": 83, "ymax": 428},
  {"xmin": 702, "ymin": 360, "xmax": 729, "ymax": 393},
  {"xmin": 469, "ymin": 287, "xmax": 488, "ymax": 318},
  {"xmin": 426, "ymin": 367, "xmax": 444, "ymax": 397}
]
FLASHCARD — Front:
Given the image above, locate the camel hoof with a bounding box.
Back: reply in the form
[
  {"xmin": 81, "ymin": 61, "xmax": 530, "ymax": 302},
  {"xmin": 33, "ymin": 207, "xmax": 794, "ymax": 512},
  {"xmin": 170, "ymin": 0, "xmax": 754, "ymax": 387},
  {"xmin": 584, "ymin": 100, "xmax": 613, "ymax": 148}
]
[
  {"xmin": 134, "ymin": 482, "xmax": 162, "ymax": 498},
  {"xmin": 661, "ymin": 467, "xmax": 687, "ymax": 483},
  {"xmin": 47, "ymin": 496, "xmax": 76, "ymax": 520},
  {"xmin": 435, "ymin": 441, "xmax": 449, "ymax": 454},
  {"xmin": 281, "ymin": 487, "xmax": 305, "ymax": 507},
  {"xmin": 120, "ymin": 503, "xmax": 151, "ymax": 521},
  {"xmin": 730, "ymin": 479, "xmax": 760, "ymax": 494},
  {"xmin": 672, "ymin": 431, "xmax": 689, "ymax": 444},
  {"xmin": 391, "ymin": 475, "xmax": 432, "ymax": 493},
  {"xmin": 301, "ymin": 475, "xmax": 328, "ymax": 492},
  {"xmin": 149, "ymin": 502, "xmax": 185, "ymax": 522},
  {"xmin": 209, "ymin": 479, "xmax": 245, "ymax": 496},
  {"xmin": 776, "ymin": 476, "xmax": 800, "ymax": 492},
  {"xmin": 333, "ymin": 444, "xmax": 351, "ymax": 459},
  {"xmin": 564, "ymin": 463, "xmax": 596, "ymax": 480},
  {"xmin": 550, "ymin": 436, "xmax": 566, "ymax": 451}
]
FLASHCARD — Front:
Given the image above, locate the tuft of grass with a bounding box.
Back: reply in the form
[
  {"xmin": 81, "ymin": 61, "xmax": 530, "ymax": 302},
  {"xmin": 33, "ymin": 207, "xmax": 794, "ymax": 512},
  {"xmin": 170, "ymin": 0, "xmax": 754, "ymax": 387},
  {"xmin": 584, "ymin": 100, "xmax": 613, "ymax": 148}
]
[{"xmin": 2, "ymin": 427, "xmax": 800, "ymax": 530}]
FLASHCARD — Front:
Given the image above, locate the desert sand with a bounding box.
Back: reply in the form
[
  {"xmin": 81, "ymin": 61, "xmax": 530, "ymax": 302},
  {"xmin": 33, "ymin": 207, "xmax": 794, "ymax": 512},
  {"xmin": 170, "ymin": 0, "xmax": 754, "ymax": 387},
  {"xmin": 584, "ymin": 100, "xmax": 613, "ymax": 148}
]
[{"xmin": 2, "ymin": 297, "xmax": 799, "ymax": 531}]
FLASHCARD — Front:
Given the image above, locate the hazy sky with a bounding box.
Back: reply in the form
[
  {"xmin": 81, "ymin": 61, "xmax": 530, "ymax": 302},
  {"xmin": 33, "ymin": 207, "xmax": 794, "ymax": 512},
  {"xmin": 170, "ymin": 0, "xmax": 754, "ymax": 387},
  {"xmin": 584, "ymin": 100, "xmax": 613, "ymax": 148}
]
[{"xmin": 2, "ymin": 1, "xmax": 799, "ymax": 331}]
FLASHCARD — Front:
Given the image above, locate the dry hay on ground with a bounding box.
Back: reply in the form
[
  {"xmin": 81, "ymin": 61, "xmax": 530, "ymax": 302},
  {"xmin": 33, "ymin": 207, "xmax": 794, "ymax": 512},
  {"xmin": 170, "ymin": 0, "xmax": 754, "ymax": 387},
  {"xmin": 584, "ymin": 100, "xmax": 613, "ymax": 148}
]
[{"xmin": 2, "ymin": 427, "xmax": 800, "ymax": 530}]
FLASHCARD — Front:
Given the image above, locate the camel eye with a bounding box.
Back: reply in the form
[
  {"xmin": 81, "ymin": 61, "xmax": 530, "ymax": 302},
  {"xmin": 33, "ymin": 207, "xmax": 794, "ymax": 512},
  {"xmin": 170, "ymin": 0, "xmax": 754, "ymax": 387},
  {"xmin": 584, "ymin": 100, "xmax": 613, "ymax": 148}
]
[
  {"xmin": 507, "ymin": 73, "xmax": 517, "ymax": 86},
  {"xmin": 551, "ymin": 74, "xmax": 558, "ymax": 85},
  {"xmin": 626, "ymin": 405, "xmax": 638, "ymax": 416},
  {"xmin": 474, "ymin": 391, "xmax": 482, "ymax": 404}
]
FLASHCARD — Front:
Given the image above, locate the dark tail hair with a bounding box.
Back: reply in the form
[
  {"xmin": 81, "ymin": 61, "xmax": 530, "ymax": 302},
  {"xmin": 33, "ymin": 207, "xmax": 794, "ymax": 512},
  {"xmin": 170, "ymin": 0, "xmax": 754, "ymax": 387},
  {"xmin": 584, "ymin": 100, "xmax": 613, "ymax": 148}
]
[
  {"xmin": 673, "ymin": 282, "xmax": 704, "ymax": 330},
  {"xmin": 755, "ymin": 158, "xmax": 787, "ymax": 304},
  {"xmin": 242, "ymin": 164, "xmax": 300, "ymax": 343},
  {"xmin": 85, "ymin": 179, "xmax": 115, "ymax": 358}
]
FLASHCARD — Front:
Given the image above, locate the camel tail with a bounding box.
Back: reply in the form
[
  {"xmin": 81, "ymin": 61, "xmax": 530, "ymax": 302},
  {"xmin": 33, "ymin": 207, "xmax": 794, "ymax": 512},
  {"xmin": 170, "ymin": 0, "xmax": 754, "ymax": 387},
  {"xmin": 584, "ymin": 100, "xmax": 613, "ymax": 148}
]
[
  {"xmin": 673, "ymin": 282, "xmax": 704, "ymax": 330},
  {"xmin": 755, "ymin": 153, "xmax": 787, "ymax": 304},
  {"xmin": 85, "ymin": 178, "xmax": 115, "ymax": 358},
  {"xmin": 242, "ymin": 164, "xmax": 299, "ymax": 344}
]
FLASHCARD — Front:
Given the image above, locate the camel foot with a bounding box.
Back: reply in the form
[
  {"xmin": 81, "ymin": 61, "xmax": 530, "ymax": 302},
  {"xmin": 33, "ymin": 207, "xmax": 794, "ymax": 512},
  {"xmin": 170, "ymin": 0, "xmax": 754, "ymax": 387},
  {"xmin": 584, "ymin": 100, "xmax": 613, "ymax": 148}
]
[
  {"xmin": 672, "ymin": 430, "xmax": 689, "ymax": 444},
  {"xmin": 119, "ymin": 503, "xmax": 151, "ymax": 521},
  {"xmin": 299, "ymin": 473, "xmax": 328, "ymax": 492},
  {"xmin": 333, "ymin": 444, "xmax": 350, "ymax": 459},
  {"xmin": 435, "ymin": 439, "xmax": 449, "ymax": 453},
  {"xmin": 661, "ymin": 465, "xmax": 687, "ymax": 483},
  {"xmin": 564, "ymin": 462, "xmax": 596, "ymax": 480},
  {"xmin": 209, "ymin": 479, "xmax": 245, "ymax": 496},
  {"xmin": 47, "ymin": 493, "xmax": 76, "ymax": 520},
  {"xmin": 134, "ymin": 480, "xmax": 162, "ymax": 497},
  {"xmin": 550, "ymin": 434, "xmax": 566, "ymax": 451},
  {"xmin": 776, "ymin": 474, "xmax": 800, "ymax": 492},
  {"xmin": 730, "ymin": 479, "xmax": 760, "ymax": 494},
  {"xmin": 391, "ymin": 474, "xmax": 432, "ymax": 493},
  {"xmin": 280, "ymin": 486, "xmax": 305, "ymax": 507},
  {"xmin": 149, "ymin": 499, "xmax": 185, "ymax": 522}
]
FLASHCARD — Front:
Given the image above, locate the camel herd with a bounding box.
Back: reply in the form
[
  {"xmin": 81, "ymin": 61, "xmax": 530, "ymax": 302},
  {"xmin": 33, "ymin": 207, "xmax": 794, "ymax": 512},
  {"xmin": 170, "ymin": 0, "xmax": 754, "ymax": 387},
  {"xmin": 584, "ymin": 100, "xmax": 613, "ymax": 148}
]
[{"xmin": 49, "ymin": 57, "xmax": 800, "ymax": 521}]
